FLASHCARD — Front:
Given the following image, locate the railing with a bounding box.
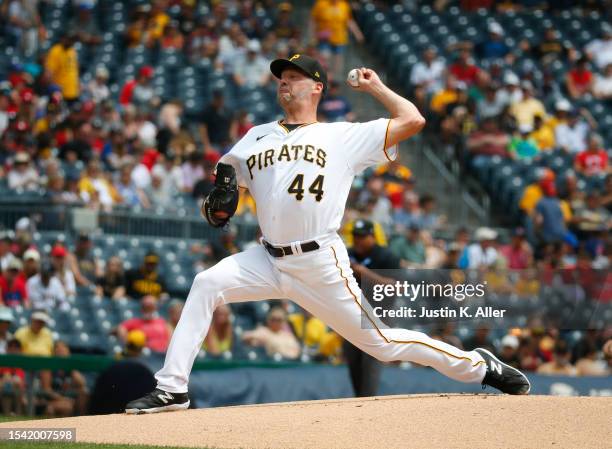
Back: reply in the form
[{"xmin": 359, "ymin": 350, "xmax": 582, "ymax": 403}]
[{"xmin": 0, "ymin": 201, "xmax": 260, "ymax": 243}]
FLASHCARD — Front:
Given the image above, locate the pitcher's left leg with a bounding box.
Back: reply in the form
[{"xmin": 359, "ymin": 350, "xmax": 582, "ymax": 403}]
[{"xmin": 287, "ymin": 241, "xmax": 486, "ymax": 384}]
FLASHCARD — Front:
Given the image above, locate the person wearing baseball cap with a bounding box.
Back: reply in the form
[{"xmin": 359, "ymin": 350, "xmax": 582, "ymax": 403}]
[
  {"xmin": 22, "ymin": 248, "xmax": 41, "ymax": 279},
  {"xmin": 14, "ymin": 310, "xmax": 53, "ymax": 356},
  {"xmin": 0, "ymin": 258, "xmax": 28, "ymax": 308},
  {"xmin": 343, "ymin": 219, "xmax": 401, "ymax": 397}
]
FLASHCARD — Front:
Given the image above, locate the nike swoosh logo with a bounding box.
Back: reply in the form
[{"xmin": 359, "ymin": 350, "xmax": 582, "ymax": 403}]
[{"xmin": 256, "ymin": 134, "xmax": 268, "ymax": 141}]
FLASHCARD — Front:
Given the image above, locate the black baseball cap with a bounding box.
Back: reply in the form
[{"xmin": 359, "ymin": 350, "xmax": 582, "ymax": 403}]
[
  {"xmin": 270, "ymin": 54, "xmax": 328, "ymax": 93},
  {"xmin": 352, "ymin": 219, "xmax": 374, "ymax": 236}
]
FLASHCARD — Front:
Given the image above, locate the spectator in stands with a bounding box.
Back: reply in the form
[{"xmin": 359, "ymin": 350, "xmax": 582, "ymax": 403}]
[
  {"xmin": 45, "ymin": 32, "xmax": 80, "ymax": 103},
  {"xmin": 5, "ymin": 0, "xmax": 44, "ymax": 58},
  {"xmin": 555, "ymin": 109, "xmax": 593, "ymax": 154},
  {"xmin": 390, "ymin": 225, "xmax": 426, "ymax": 269},
  {"xmin": 203, "ymin": 304, "xmax": 233, "ymax": 356},
  {"xmin": 157, "ymin": 99, "xmax": 183, "ymax": 154},
  {"xmin": 125, "ymin": 252, "xmax": 168, "ymax": 300},
  {"xmin": 119, "ymin": 66, "xmax": 156, "ymax": 110},
  {"xmin": 570, "ymin": 192, "xmax": 611, "ymax": 236},
  {"xmin": 509, "ymin": 81, "xmax": 546, "ymax": 130},
  {"xmin": 0, "ymin": 308, "xmax": 15, "ymax": 354},
  {"xmin": 44, "ymin": 341, "xmax": 88, "ymax": 417},
  {"xmin": 146, "ymin": 0, "xmax": 171, "ymax": 48},
  {"xmin": 180, "ymin": 152, "xmax": 205, "ymax": 194},
  {"xmin": 86, "ymin": 67, "xmax": 110, "ymax": 104},
  {"xmin": 575, "ymin": 340, "xmax": 610, "ymax": 376},
  {"xmin": 14, "ymin": 310, "xmax": 53, "ymax": 356},
  {"xmin": 529, "ymin": 115, "xmax": 555, "ymax": 151},
  {"xmin": 0, "ymin": 258, "xmax": 28, "ymax": 308},
  {"xmin": 410, "ymin": 47, "xmax": 446, "ymax": 96},
  {"xmin": 288, "ymin": 308, "xmax": 340, "ymax": 361},
  {"xmin": 319, "ymin": 81, "xmax": 354, "ymax": 122},
  {"xmin": 69, "ymin": 2, "xmax": 101, "ymax": 47},
  {"xmin": 242, "ymin": 307, "xmax": 300, "ymax": 359},
  {"xmin": 475, "ymin": 22, "xmax": 510, "ymax": 61},
  {"xmin": 211, "ymin": 225, "xmax": 241, "ymax": 262},
  {"xmin": 537, "ymin": 341, "xmax": 577, "ymax": 376},
  {"xmin": 466, "ymin": 117, "xmax": 510, "ymax": 174},
  {"xmin": 498, "ymin": 334, "xmax": 520, "ymax": 369},
  {"xmin": 117, "ymin": 295, "xmax": 171, "ymax": 353},
  {"xmin": 459, "ymin": 227, "xmax": 499, "ymax": 269},
  {"xmin": 233, "ymin": 40, "xmax": 270, "ymax": 88},
  {"xmin": 566, "ymin": 57, "xmax": 594, "ymax": 99},
  {"xmin": 310, "ymin": 0, "xmax": 364, "ymax": 79},
  {"xmin": 508, "ymin": 126, "xmax": 539, "ymax": 160},
  {"xmin": 496, "ymin": 72, "xmax": 522, "ymax": 108},
  {"xmin": 150, "ymin": 153, "xmax": 182, "ymax": 200},
  {"xmin": 449, "ymin": 49, "xmax": 480, "ymax": 86},
  {"xmin": 593, "ymin": 63, "xmax": 612, "ymax": 100},
  {"xmin": 584, "ymin": 25, "xmax": 612, "ymax": 70},
  {"xmin": 499, "ymin": 228, "xmax": 532, "ymax": 270},
  {"xmin": 199, "ymin": 90, "xmax": 235, "ymax": 154},
  {"xmin": 0, "ymin": 235, "xmax": 15, "ymax": 274},
  {"xmin": 359, "ymin": 177, "xmax": 393, "ymax": 232},
  {"xmin": 531, "ymin": 27, "xmax": 575, "ymax": 66},
  {"xmin": 477, "ymin": 83, "xmax": 505, "ymax": 119},
  {"xmin": 0, "ymin": 338, "xmax": 25, "ymax": 415},
  {"xmin": 69, "ymin": 234, "xmax": 99, "ymax": 287},
  {"xmin": 430, "ymin": 76, "xmax": 460, "ymax": 115},
  {"xmin": 119, "ymin": 329, "xmax": 146, "ymax": 359},
  {"xmin": 274, "ymin": 2, "xmax": 299, "ymax": 41},
  {"xmin": 8, "ymin": 152, "xmax": 39, "ymax": 191},
  {"xmin": 27, "ymin": 260, "xmax": 68, "ymax": 311},
  {"xmin": 96, "ymin": 256, "xmax": 126, "ymax": 300},
  {"xmin": 59, "ymin": 120, "xmax": 94, "ymax": 164},
  {"xmin": 463, "ymin": 325, "xmax": 495, "ymax": 353},
  {"xmin": 167, "ymin": 299, "xmax": 184, "ymax": 334},
  {"xmin": 534, "ymin": 181, "xmax": 570, "ymax": 246},
  {"xmin": 115, "ymin": 162, "xmax": 150, "ymax": 208},
  {"xmin": 78, "ymin": 159, "xmax": 120, "ymax": 210},
  {"xmin": 160, "ymin": 21, "xmax": 184, "ymax": 50},
  {"xmin": 574, "ymin": 134, "xmax": 609, "ymax": 178},
  {"xmin": 230, "ymin": 110, "xmax": 254, "ymax": 142},
  {"xmin": 50, "ymin": 245, "xmax": 76, "ymax": 300}
]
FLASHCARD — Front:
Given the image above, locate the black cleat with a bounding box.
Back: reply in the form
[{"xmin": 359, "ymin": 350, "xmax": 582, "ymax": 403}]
[
  {"xmin": 476, "ymin": 348, "xmax": 531, "ymax": 395},
  {"xmin": 125, "ymin": 388, "xmax": 190, "ymax": 414}
]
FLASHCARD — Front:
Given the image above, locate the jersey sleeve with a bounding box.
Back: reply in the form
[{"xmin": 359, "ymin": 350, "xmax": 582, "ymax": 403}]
[
  {"xmin": 342, "ymin": 118, "xmax": 396, "ymax": 173},
  {"xmin": 218, "ymin": 130, "xmax": 255, "ymax": 189}
]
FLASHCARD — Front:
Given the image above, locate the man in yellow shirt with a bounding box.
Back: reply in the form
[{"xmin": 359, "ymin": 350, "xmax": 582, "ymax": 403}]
[
  {"xmin": 45, "ymin": 33, "xmax": 80, "ymax": 102},
  {"xmin": 310, "ymin": 0, "xmax": 364, "ymax": 79},
  {"xmin": 14, "ymin": 311, "xmax": 54, "ymax": 356},
  {"xmin": 430, "ymin": 76, "xmax": 460, "ymax": 114},
  {"xmin": 509, "ymin": 81, "xmax": 546, "ymax": 129}
]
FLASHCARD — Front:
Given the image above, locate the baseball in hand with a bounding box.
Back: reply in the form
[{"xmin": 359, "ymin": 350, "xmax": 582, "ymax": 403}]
[{"xmin": 347, "ymin": 69, "xmax": 360, "ymax": 87}]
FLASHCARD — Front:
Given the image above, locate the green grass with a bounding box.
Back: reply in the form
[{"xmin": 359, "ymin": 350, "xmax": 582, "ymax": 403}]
[{"xmin": 0, "ymin": 416, "xmax": 41, "ymax": 423}]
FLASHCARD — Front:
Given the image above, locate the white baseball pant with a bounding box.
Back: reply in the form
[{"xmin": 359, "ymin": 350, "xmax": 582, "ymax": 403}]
[{"xmin": 155, "ymin": 234, "xmax": 486, "ymax": 393}]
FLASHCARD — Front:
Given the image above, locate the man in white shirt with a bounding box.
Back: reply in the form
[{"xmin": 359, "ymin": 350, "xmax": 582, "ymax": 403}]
[
  {"xmin": 555, "ymin": 110, "xmax": 590, "ymax": 154},
  {"xmin": 410, "ymin": 47, "xmax": 446, "ymax": 95},
  {"xmin": 233, "ymin": 40, "xmax": 270, "ymax": 89},
  {"xmin": 461, "ymin": 227, "xmax": 499, "ymax": 269},
  {"xmin": 26, "ymin": 262, "xmax": 70, "ymax": 311},
  {"xmin": 585, "ymin": 27, "xmax": 612, "ymax": 70}
]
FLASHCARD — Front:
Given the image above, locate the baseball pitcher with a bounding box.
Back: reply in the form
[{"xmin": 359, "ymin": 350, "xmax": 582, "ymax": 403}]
[{"xmin": 126, "ymin": 55, "xmax": 530, "ymax": 414}]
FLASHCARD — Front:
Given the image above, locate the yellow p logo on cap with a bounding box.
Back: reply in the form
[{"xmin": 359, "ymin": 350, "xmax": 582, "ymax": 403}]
[{"xmin": 289, "ymin": 54, "xmax": 300, "ymax": 61}]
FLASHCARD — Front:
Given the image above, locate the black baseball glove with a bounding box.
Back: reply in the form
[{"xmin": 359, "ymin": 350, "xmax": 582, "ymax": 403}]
[{"xmin": 202, "ymin": 162, "xmax": 239, "ymax": 228}]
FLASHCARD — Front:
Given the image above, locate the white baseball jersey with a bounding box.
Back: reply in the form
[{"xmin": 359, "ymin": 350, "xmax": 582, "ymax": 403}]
[{"xmin": 219, "ymin": 119, "xmax": 396, "ymax": 244}]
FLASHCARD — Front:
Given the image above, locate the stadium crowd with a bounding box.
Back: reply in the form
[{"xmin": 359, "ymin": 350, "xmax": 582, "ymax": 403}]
[{"xmin": 0, "ymin": 0, "xmax": 610, "ymax": 416}]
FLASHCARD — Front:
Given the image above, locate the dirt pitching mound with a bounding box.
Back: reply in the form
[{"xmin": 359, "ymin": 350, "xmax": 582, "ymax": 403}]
[{"xmin": 1, "ymin": 394, "xmax": 609, "ymax": 449}]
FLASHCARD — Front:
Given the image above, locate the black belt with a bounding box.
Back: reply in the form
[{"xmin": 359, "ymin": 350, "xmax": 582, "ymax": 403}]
[{"xmin": 263, "ymin": 240, "xmax": 320, "ymax": 257}]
